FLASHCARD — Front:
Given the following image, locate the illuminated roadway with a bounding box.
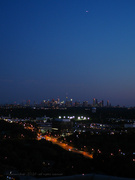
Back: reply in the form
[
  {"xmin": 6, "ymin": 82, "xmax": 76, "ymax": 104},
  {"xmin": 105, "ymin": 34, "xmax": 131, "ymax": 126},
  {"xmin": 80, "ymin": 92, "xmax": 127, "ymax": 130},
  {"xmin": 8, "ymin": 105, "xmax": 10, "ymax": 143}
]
[{"xmin": 37, "ymin": 134, "xmax": 93, "ymax": 159}]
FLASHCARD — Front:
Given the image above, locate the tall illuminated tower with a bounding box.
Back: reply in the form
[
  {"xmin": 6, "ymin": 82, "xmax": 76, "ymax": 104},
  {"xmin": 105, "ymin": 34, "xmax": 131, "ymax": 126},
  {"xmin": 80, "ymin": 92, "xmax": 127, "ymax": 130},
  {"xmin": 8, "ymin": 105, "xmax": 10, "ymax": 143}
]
[{"xmin": 93, "ymin": 98, "xmax": 96, "ymax": 107}]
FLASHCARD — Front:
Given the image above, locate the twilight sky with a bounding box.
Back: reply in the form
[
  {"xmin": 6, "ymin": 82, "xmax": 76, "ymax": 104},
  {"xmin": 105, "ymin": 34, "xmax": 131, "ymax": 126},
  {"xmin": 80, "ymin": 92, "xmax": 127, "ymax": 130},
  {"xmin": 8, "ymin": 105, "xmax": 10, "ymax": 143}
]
[{"xmin": 1, "ymin": 0, "xmax": 135, "ymax": 106}]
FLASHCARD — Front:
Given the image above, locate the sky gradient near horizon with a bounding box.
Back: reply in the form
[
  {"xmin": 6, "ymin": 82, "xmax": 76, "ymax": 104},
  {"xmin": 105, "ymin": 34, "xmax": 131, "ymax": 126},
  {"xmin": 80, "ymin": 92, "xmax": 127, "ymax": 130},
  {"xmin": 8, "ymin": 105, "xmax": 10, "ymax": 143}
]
[{"xmin": 1, "ymin": 0, "xmax": 135, "ymax": 106}]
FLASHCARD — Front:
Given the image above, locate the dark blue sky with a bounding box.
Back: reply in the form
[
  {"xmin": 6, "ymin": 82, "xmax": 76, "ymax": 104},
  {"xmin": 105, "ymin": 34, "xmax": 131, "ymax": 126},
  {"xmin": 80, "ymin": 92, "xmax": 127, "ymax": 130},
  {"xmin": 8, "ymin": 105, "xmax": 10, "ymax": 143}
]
[{"xmin": 1, "ymin": 0, "xmax": 135, "ymax": 106}]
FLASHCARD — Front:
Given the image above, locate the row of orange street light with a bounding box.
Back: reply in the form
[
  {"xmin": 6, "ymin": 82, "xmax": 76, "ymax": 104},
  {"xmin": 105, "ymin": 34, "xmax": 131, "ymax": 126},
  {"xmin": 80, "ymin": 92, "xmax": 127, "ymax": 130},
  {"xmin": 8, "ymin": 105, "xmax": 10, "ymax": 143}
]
[{"xmin": 37, "ymin": 134, "xmax": 93, "ymax": 159}]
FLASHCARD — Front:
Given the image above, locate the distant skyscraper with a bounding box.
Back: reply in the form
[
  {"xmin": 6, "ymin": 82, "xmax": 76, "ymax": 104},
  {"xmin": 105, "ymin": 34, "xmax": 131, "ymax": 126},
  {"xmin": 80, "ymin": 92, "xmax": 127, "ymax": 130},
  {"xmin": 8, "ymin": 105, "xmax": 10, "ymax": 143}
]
[
  {"xmin": 107, "ymin": 100, "xmax": 109, "ymax": 107},
  {"xmin": 102, "ymin": 100, "xmax": 104, "ymax": 107},
  {"xmin": 70, "ymin": 99, "xmax": 73, "ymax": 106},
  {"xmin": 66, "ymin": 96, "xmax": 68, "ymax": 102},
  {"xmin": 83, "ymin": 101, "xmax": 88, "ymax": 107},
  {"xmin": 26, "ymin": 100, "xmax": 30, "ymax": 106},
  {"xmin": 57, "ymin": 97, "xmax": 60, "ymax": 104},
  {"xmin": 75, "ymin": 101, "xmax": 80, "ymax": 107},
  {"xmin": 93, "ymin": 98, "xmax": 96, "ymax": 106}
]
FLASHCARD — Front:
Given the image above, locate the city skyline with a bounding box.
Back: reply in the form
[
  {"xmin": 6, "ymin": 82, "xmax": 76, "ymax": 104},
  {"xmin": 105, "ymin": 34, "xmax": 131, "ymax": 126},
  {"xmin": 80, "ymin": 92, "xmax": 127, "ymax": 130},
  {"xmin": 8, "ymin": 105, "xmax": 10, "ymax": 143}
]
[
  {"xmin": 0, "ymin": 96, "xmax": 119, "ymax": 108},
  {"xmin": 1, "ymin": 0, "xmax": 135, "ymax": 106}
]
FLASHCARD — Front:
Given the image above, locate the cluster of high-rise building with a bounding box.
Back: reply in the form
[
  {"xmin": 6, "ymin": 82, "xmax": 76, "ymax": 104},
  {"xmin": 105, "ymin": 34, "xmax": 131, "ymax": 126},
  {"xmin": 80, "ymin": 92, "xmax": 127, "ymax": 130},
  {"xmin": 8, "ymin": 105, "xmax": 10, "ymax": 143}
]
[
  {"xmin": 0, "ymin": 97, "xmax": 111, "ymax": 109},
  {"xmin": 34, "ymin": 97, "xmax": 111, "ymax": 108},
  {"xmin": 92, "ymin": 98, "xmax": 111, "ymax": 107}
]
